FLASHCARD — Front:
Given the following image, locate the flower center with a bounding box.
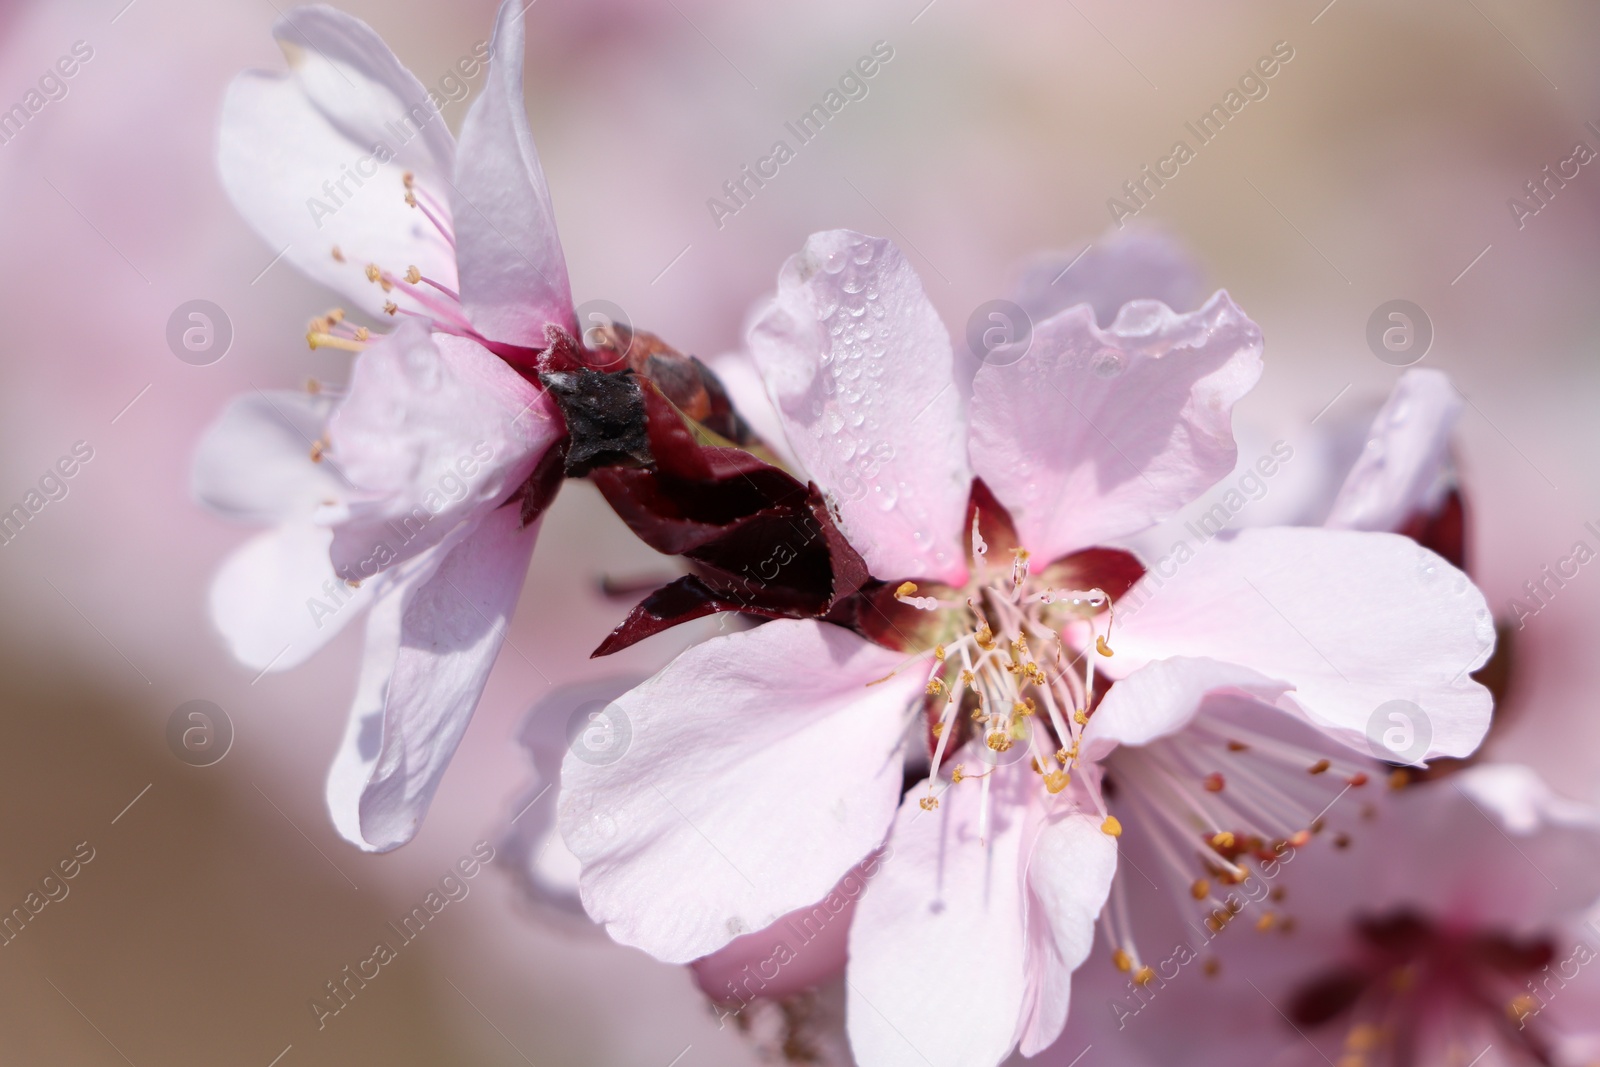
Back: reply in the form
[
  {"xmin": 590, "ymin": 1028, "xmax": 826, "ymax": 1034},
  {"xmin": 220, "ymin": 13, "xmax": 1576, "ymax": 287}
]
[
  {"xmin": 1288, "ymin": 911, "xmax": 1562, "ymax": 1067},
  {"xmin": 896, "ymin": 516, "xmax": 1115, "ymax": 839}
]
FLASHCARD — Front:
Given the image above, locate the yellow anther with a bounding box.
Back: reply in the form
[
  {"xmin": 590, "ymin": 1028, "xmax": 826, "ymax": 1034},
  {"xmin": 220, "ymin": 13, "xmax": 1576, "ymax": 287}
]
[
  {"xmin": 353, "ymin": 326, "xmax": 370, "ymax": 341},
  {"xmin": 1101, "ymin": 815, "xmax": 1122, "ymax": 837},
  {"xmin": 976, "ymin": 625, "xmax": 995, "ymax": 650},
  {"xmin": 1043, "ymin": 770, "xmax": 1070, "ymax": 794},
  {"xmin": 1210, "ymin": 831, "xmax": 1236, "ymax": 850},
  {"xmin": 306, "ymin": 332, "xmax": 366, "ymax": 353},
  {"xmin": 1346, "ymin": 1024, "xmax": 1381, "ymax": 1052},
  {"xmin": 383, "ymin": 301, "xmax": 398, "ymax": 316},
  {"xmin": 402, "ymin": 170, "xmax": 415, "ymax": 188},
  {"xmin": 951, "ymin": 765, "xmax": 965, "ymax": 784},
  {"xmin": 1095, "ymin": 635, "xmax": 1114, "ymax": 657},
  {"xmin": 895, "ymin": 581, "xmax": 918, "ymax": 598},
  {"xmin": 309, "ymin": 438, "xmax": 327, "ymax": 463},
  {"xmin": 365, "ymin": 263, "xmax": 381, "ymax": 282},
  {"xmin": 931, "ymin": 722, "xmax": 944, "ymax": 738},
  {"xmin": 404, "ymin": 190, "xmax": 418, "ymax": 208},
  {"xmin": 404, "ymin": 265, "xmax": 422, "ymax": 284},
  {"xmin": 1255, "ymin": 912, "xmax": 1278, "ymax": 932},
  {"xmin": 919, "ymin": 796, "xmax": 938, "ymax": 811},
  {"xmin": 1133, "ymin": 966, "xmax": 1156, "ymax": 987},
  {"xmin": 1308, "ymin": 759, "xmax": 1331, "ymax": 775},
  {"xmin": 331, "ymin": 245, "xmax": 345, "ymax": 262},
  {"xmin": 1388, "ymin": 769, "xmax": 1411, "ymax": 790},
  {"xmin": 959, "ymin": 669, "xmax": 974, "ymax": 686},
  {"xmin": 926, "ymin": 678, "xmax": 946, "ymax": 697},
  {"xmin": 1507, "ymin": 994, "xmax": 1540, "ymax": 1022},
  {"xmin": 1112, "ymin": 949, "xmax": 1133, "ymax": 973},
  {"xmin": 985, "ymin": 731, "xmax": 1013, "ymax": 753},
  {"xmin": 934, "ymin": 644, "xmax": 946, "ymax": 661},
  {"xmin": 1190, "ymin": 879, "xmax": 1210, "ymax": 900}
]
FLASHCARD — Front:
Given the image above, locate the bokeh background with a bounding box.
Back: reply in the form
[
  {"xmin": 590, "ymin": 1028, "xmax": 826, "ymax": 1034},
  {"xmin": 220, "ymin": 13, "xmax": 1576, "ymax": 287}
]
[{"xmin": 2, "ymin": 0, "xmax": 1598, "ymax": 1063}]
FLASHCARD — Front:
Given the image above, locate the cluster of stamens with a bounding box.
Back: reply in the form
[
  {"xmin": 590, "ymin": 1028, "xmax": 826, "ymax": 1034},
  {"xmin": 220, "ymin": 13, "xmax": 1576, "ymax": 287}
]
[
  {"xmin": 1098, "ymin": 709, "xmax": 1375, "ymax": 982},
  {"xmin": 895, "ymin": 516, "xmax": 1117, "ymax": 845},
  {"xmin": 304, "ymin": 171, "xmax": 478, "ymax": 355},
  {"xmin": 1288, "ymin": 912, "xmax": 1562, "ymax": 1067}
]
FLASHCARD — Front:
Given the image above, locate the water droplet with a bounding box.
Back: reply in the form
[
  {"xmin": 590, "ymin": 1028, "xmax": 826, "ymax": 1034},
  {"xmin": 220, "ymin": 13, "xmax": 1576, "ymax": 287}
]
[
  {"xmin": 852, "ymin": 242, "xmax": 875, "ymax": 265},
  {"xmin": 824, "ymin": 249, "xmax": 847, "ymax": 274},
  {"xmin": 817, "ymin": 292, "xmax": 840, "ymax": 319},
  {"xmin": 842, "ymin": 274, "xmax": 867, "ymax": 295},
  {"xmin": 1091, "ymin": 350, "xmax": 1124, "ymax": 378}
]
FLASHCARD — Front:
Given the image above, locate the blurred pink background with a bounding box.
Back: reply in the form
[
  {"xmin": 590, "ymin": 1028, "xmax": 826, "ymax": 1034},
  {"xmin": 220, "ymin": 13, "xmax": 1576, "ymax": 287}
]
[{"xmin": 1, "ymin": 0, "xmax": 1598, "ymax": 1063}]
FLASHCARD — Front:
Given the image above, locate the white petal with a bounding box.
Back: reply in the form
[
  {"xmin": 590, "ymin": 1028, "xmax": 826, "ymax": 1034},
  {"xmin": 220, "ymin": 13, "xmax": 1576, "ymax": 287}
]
[
  {"xmin": 326, "ymin": 322, "xmax": 560, "ymax": 581},
  {"xmin": 749, "ymin": 230, "xmax": 972, "ymax": 585},
  {"xmin": 327, "ymin": 505, "xmax": 538, "ymax": 852},
  {"xmin": 193, "ymin": 389, "xmax": 342, "ymax": 523},
  {"xmin": 1111, "ymin": 526, "xmax": 1494, "ymax": 762},
  {"xmin": 846, "ymin": 776, "xmax": 1031, "ymax": 1067},
  {"xmin": 209, "ymin": 522, "xmax": 374, "ymax": 672},
  {"xmin": 1325, "ymin": 367, "xmax": 1462, "ymax": 532},
  {"xmin": 451, "ymin": 0, "xmax": 574, "ymax": 345},
  {"xmin": 558, "ymin": 619, "xmax": 921, "ymax": 963},
  {"xmin": 218, "ymin": 8, "xmax": 456, "ymax": 317},
  {"xmin": 1016, "ymin": 811, "xmax": 1119, "ymax": 1056}
]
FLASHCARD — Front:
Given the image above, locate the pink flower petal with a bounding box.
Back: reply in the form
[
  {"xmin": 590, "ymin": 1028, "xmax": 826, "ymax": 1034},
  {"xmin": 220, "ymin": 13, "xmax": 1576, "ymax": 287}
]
[
  {"xmin": 328, "ymin": 505, "xmax": 539, "ymax": 852},
  {"xmin": 326, "ymin": 321, "xmax": 561, "ymax": 581},
  {"xmin": 846, "ymin": 776, "xmax": 1030, "ymax": 1067},
  {"xmin": 749, "ymin": 230, "xmax": 972, "ymax": 585},
  {"xmin": 690, "ymin": 859, "xmax": 875, "ymax": 1005},
  {"xmin": 208, "ymin": 522, "xmax": 374, "ymax": 672},
  {"xmin": 1324, "ymin": 368, "xmax": 1463, "ymax": 532},
  {"xmin": 558, "ymin": 619, "xmax": 921, "ymax": 963},
  {"xmin": 451, "ymin": 0, "xmax": 574, "ymax": 346},
  {"xmin": 192, "ymin": 389, "xmax": 342, "ymax": 523},
  {"xmin": 1080, "ymin": 656, "xmax": 1293, "ymax": 761},
  {"xmin": 704, "ymin": 350, "xmax": 801, "ymax": 472},
  {"xmin": 1016, "ymin": 809, "xmax": 1119, "ymax": 1056},
  {"xmin": 969, "ymin": 292, "xmax": 1262, "ymax": 561},
  {"xmin": 1109, "ymin": 527, "xmax": 1494, "ymax": 761},
  {"xmin": 218, "ymin": 9, "xmax": 456, "ymax": 318}
]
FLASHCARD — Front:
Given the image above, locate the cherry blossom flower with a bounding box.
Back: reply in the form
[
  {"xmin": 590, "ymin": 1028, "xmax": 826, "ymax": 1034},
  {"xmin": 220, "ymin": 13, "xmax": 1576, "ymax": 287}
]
[
  {"xmin": 198, "ymin": 0, "xmax": 572, "ymax": 851},
  {"xmin": 557, "ymin": 229, "xmax": 1496, "ymax": 1066}
]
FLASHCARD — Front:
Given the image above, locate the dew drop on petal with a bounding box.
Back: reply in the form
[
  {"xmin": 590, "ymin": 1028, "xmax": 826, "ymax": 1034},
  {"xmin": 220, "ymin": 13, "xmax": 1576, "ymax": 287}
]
[{"xmin": 1091, "ymin": 350, "xmax": 1124, "ymax": 378}]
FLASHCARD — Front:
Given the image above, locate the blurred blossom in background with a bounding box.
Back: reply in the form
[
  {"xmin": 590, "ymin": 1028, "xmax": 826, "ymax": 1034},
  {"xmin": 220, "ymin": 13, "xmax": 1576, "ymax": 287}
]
[{"xmin": 1, "ymin": 0, "xmax": 1598, "ymax": 1063}]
